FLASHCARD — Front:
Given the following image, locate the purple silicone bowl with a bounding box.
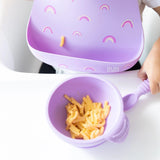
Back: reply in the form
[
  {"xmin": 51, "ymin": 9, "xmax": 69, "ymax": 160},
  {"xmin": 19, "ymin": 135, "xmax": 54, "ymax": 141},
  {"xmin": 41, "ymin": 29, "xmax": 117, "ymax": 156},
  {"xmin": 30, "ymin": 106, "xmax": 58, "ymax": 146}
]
[{"xmin": 47, "ymin": 76, "xmax": 129, "ymax": 148}]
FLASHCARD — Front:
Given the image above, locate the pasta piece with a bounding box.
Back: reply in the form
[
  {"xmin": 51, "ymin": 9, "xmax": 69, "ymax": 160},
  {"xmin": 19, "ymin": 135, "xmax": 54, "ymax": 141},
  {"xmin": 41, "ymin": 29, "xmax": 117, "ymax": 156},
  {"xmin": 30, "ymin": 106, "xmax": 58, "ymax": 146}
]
[
  {"xmin": 64, "ymin": 95, "xmax": 111, "ymax": 140},
  {"xmin": 64, "ymin": 94, "xmax": 84, "ymax": 115}
]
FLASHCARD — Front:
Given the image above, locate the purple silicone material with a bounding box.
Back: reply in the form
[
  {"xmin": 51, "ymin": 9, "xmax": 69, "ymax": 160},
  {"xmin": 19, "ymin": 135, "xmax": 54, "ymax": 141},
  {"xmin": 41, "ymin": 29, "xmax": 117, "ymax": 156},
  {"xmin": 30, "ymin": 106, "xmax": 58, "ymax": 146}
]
[
  {"xmin": 108, "ymin": 115, "xmax": 129, "ymax": 143},
  {"xmin": 47, "ymin": 76, "xmax": 129, "ymax": 148},
  {"xmin": 123, "ymin": 79, "xmax": 150, "ymax": 111},
  {"xmin": 27, "ymin": 0, "xmax": 144, "ymax": 73},
  {"xmin": 135, "ymin": 79, "xmax": 150, "ymax": 97}
]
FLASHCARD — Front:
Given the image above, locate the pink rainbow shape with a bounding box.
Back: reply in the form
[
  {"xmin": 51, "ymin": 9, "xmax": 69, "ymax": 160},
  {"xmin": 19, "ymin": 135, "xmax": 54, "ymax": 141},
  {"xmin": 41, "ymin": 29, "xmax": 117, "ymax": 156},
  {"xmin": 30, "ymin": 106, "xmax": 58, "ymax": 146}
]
[
  {"xmin": 58, "ymin": 64, "xmax": 68, "ymax": 69},
  {"xmin": 100, "ymin": 4, "xmax": 110, "ymax": 11},
  {"xmin": 44, "ymin": 5, "xmax": 56, "ymax": 14},
  {"xmin": 42, "ymin": 26, "xmax": 53, "ymax": 34},
  {"xmin": 79, "ymin": 16, "xmax": 91, "ymax": 22},
  {"xmin": 84, "ymin": 67, "xmax": 95, "ymax": 72},
  {"xmin": 72, "ymin": 31, "xmax": 82, "ymax": 36},
  {"xmin": 121, "ymin": 20, "xmax": 134, "ymax": 28},
  {"xmin": 103, "ymin": 35, "xmax": 116, "ymax": 43},
  {"xmin": 124, "ymin": 63, "xmax": 133, "ymax": 68}
]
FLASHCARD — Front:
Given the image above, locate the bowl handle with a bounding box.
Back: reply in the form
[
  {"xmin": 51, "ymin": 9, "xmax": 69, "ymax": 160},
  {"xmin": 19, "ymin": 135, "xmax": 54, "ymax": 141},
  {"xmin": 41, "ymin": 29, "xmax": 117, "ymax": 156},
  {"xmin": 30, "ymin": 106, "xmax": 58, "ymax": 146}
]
[{"xmin": 107, "ymin": 116, "xmax": 129, "ymax": 143}]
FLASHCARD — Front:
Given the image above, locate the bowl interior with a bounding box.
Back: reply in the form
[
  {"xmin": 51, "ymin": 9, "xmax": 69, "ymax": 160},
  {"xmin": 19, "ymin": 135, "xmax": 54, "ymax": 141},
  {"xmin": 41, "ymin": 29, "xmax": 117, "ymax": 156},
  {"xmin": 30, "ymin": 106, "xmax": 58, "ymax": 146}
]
[{"xmin": 48, "ymin": 76, "xmax": 123, "ymax": 139}]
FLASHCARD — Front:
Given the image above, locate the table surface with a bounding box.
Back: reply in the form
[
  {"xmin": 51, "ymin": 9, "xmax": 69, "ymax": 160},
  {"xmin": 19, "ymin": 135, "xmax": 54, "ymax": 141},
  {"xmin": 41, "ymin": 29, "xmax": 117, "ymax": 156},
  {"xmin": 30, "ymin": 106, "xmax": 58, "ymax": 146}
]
[{"xmin": 0, "ymin": 62, "xmax": 160, "ymax": 160}]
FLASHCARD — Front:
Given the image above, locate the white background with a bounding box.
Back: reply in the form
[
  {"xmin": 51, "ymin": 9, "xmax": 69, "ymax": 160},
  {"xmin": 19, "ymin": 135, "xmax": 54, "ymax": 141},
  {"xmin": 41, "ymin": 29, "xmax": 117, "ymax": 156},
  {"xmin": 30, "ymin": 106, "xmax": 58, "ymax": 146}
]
[{"xmin": 0, "ymin": 63, "xmax": 160, "ymax": 160}]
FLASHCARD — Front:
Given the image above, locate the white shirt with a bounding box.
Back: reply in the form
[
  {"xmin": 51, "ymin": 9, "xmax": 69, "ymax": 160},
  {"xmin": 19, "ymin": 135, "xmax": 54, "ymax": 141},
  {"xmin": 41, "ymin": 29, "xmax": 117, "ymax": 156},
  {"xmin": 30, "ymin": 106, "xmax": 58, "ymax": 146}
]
[{"xmin": 139, "ymin": 0, "xmax": 160, "ymax": 14}]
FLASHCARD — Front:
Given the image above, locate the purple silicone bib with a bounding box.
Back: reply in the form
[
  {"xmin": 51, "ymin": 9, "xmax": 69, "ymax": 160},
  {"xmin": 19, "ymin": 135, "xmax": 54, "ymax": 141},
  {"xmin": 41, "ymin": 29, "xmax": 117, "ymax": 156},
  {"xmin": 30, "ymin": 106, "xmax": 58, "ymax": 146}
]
[{"xmin": 27, "ymin": 0, "xmax": 144, "ymax": 73}]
